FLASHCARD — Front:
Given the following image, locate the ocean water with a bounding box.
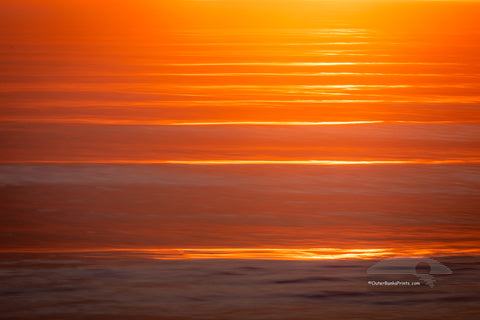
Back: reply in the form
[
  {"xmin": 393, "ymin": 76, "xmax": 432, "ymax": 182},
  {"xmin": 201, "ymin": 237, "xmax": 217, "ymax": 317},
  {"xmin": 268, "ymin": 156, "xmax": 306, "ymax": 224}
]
[
  {"xmin": 1, "ymin": 254, "xmax": 479, "ymax": 320},
  {"xmin": 1, "ymin": 162, "xmax": 479, "ymax": 318},
  {"xmin": 1, "ymin": 1, "xmax": 480, "ymax": 319},
  {"xmin": 1, "ymin": 163, "xmax": 479, "ymax": 251}
]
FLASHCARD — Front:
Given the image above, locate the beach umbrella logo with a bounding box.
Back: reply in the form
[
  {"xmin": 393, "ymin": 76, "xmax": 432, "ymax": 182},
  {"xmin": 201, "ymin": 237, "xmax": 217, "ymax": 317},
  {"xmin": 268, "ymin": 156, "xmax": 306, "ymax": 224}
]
[{"xmin": 367, "ymin": 257, "xmax": 452, "ymax": 287}]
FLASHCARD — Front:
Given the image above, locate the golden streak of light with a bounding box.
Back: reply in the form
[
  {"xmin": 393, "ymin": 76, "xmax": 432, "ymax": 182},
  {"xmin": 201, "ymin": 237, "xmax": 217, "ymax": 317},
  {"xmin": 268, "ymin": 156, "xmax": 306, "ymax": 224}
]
[
  {"xmin": 170, "ymin": 97, "xmax": 480, "ymax": 104},
  {"xmin": 1, "ymin": 248, "xmax": 478, "ymax": 260},
  {"xmin": 174, "ymin": 84, "xmax": 474, "ymax": 90},
  {"xmin": 176, "ymin": 84, "xmax": 415, "ymax": 89},
  {"xmin": 163, "ymin": 160, "xmax": 480, "ymax": 165},
  {"xmin": 158, "ymin": 42, "xmax": 371, "ymax": 46},
  {"xmin": 160, "ymin": 72, "xmax": 459, "ymax": 77},
  {"xmin": 184, "ymin": 99, "xmax": 385, "ymax": 104},
  {"xmin": 2, "ymin": 119, "xmax": 475, "ymax": 125},
  {"xmin": 171, "ymin": 121, "xmax": 383, "ymax": 126},
  {"xmin": 167, "ymin": 62, "xmax": 459, "ymax": 66},
  {"xmin": 175, "ymin": 248, "xmax": 392, "ymax": 260},
  {"xmin": 10, "ymin": 159, "xmax": 480, "ymax": 165}
]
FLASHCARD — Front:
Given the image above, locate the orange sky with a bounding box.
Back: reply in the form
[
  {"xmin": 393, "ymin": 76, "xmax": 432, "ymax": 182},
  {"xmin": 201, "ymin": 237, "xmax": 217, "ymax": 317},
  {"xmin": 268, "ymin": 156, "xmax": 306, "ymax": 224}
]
[{"xmin": 0, "ymin": 0, "xmax": 479, "ymax": 258}]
